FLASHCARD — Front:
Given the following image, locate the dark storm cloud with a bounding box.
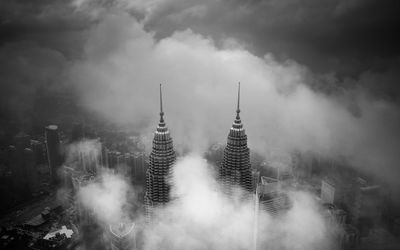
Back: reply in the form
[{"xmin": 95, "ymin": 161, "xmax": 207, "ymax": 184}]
[
  {"xmin": 0, "ymin": 42, "xmax": 67, "ymax": 119},
  {"xmin": 142, "ymin": 0, "xmax": 400, "ymax": 77},
  {"xmin": 0, "ymin": 0, "xmax": 92, "ymax": 58},
  {"xmin": 1, "ymin": 0, "xmax": 399, "ymax": 77},
  {"xmin": 0, "ymin": 0, "xmax": 91, "ymax": 124},
  {"xmin": 124, "ymin": 0, "xmax": 400, "ymax": 100}
]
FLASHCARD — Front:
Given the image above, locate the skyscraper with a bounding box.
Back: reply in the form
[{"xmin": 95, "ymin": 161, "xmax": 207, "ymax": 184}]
[
  {"xmin": 219, "ymin": 83, "xmax": 253, "ymax": 194},
  {"xmin": 10, "ymin": 133, "xmax": 32, "ymax": 195},
  {"xmin": 256, "ymin": 176, "xmax": 291, "ymax": 217},
  {"xmin": 131, "ymin": 152, "xmax": 146, "ymax": 183},
  {"xmin": 45, "ymin": 125, "xmax": 62, "ymax": 184},
  {"xmin": 144, "ymin": 84, "xmax": 176, "ymax": 220}
]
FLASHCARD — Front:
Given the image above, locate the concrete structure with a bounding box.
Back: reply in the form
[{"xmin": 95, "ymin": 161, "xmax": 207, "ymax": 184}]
[
  {"xmin": 352, "ymin": 183, "xmax": 382, "ymax": 234},
  {"xmin": 11, "ymin": 134, "xmax": 31, "ymax": 190},
  {"xmin": 252, "ymin": 169, "xmax": 260, "ymax": 191},
  {"xmin": 219, "ymin": 83, "xmax": 253, "ymax": 194},
  {"xmin": 107, "ymin": 150, "xmax": 121, "ymax": 169},
  {"xmin": 254, "ymin": 176, "xmax": 291, "ymax": 249},
  {"xmin": 71, "ymin": 173, "xmax": 96, "ymax": 223},
  {"xmin": 45, "ymin": 125, "xmax": 62, "ymax": 184},
  {"xmin": 76, "ymin": 143, "xmax": 101, "ymax": 174},
  {"xmin": 7, "ymin": 134, "xmax": 40, "ymax": 195},
  {"xmin": 30, "ymin": 139, "xmax": 46, "ymax": 164},
  {"xmin": 321, "ymin": 179, "xmax": 336, "ymax": 204},
  {"xmin": 144, "ymin": 84, "xmax": 176, "ymax": 221},
  {"xmin": 340, "ymin": 224, "xmax": 360, "ymax": 250},
  {"xmin": 257, "ymin": 177, "xmax": 291, "ymax": 217},
  {"xmin": 131, "ymin": 152, "xmax": 146, "ymax": 182},
  {"xmin": 322, "ymin": 203, "xmax": 347, "ymax": 226}
]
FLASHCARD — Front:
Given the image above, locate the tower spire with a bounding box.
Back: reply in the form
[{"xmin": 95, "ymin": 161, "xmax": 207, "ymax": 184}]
[
  {"xmin": 220, "ymin": 81, "xmax": 253, "ymax": 195},
  {"xmin": 159, "ymin": 84, "xmax": 164, "ymax": 125},
  {"xmin": 236, "ymin": 82, "xmax": 241, "ymax": 120},
  {"xmin": 145, "ymin": 83, "xmax": 176, "ymax": 222}
]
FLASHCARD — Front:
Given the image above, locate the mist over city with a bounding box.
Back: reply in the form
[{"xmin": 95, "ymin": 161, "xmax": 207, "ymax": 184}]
[{"xmin": 0, "ymin": 1, "xmax": 399, "ymax": 250}]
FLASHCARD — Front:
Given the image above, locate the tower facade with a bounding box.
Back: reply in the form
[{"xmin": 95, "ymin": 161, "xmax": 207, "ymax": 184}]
[
  {"xmin": 144, "ymin": 84, "xmax": 176, "ymax": 220},
  {"xmin": 220, "ymin": 83, "xmax": 253, "ymax": 193},
  {"xmin": 45, "ymin": 125, "xmax": 62, "ymax": 184}
]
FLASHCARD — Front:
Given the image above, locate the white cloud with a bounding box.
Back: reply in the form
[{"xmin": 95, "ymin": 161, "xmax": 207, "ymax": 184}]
[
  {"xmin": 69, "ymin": 11, "xmax": 400, "ymax": 193},
  {"xmin": 142, "ymin": 155, "xmax": 333, "ymax": 250}
]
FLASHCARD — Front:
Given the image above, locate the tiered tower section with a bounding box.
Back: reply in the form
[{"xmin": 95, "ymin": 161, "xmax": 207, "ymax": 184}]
[
  {"xmin": 220, "ymin": 83, "xmax": 253, "ymax": 193},
  {"xmin": 145, "ymin": 84, "xmax": 176, "ymax": 219}
]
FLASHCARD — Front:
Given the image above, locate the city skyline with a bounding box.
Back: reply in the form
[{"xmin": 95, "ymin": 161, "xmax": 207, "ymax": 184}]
[{"xmin": 0, "ymin": 1, "xmax": 399, "ymax": 250}]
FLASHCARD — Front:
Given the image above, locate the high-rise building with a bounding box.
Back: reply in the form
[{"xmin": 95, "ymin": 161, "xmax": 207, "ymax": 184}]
[
  {"xmin": 30, "ymin": 139, "xmax": 46, "ymax": 165},
  {"xmin": 256, "ymin": 176, "xmax": 291, "ymax": 217},
  {"xmin": 254, "ymin": 176, "xmax": 292, "ymax": 249},
  {"xmin": 252, "ymin": 169, "xmax": 260, "ymax": 191},
  {"xmin": 322, "ymin": 203, "xmax": 347, "ymax": 226},
  {"xmin": 131, "ymin": 152, "xmax": 146, "ymax": 183},
  {"xmin": 10, "ymin": 134, "xmax": 33, "ymax": 195},
  {"xmin": 351, "ymin": 183, "xmax": 382, "ymax": 235},
  {"xmin": 144, "ymin": 84, "xmax": 176, "ymax": 220},
  {"xmin": 219, "ymin": 83, "xmax": 253, "ymax": 194},
  {"xmin": 62, "ymin": 165, "xmax": 76, "ymax": 205},
  {"xmin": 71, "ymin": 173, "xmax": 96, "ymax": 223},
  {"xmin": 107, "ymin": 150, "xmax": 120, "ymax": 169},
  {"xmin": 77, "ymin": 143, "xmax": 101, "ymax": 174},
  {"xmin": 45, "ymin": 125, "xmax": 62, "ymax": 184},
  {"xmin": 321, "ymin": 179, "xmax": 336, "ymax": 204}
]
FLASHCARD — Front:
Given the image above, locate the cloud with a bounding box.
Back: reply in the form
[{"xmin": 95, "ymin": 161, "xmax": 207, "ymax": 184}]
[
  {"xmin": 69, "ymin": 140, "xmax": 137, "ymax": 225},
  {"xmin": 135, "ymin": 0, "xmax": 400, "ymax": 77},
  {"xmin": 78, "ymin": 172, "xmax": 132, "ymax": 225},
  {"xmin": 139, "ymin": 155, "xmax": 334, "ymax": 250},
  {"xmin": 68, "ymin": 12, "xmax": 400, "ymax": 194},
  {"xmin": 144, "ymin": 155, "xmax": 256, "ymax": 250},
  {"xmin": 4, "ymin": 0, "xmax": 399, "ymax": 76},
  {"xmin": 0, "ymin": 1, "xmax": 398, "ymax": 247},
  {"xmin": 1, "ymin": 0, "xmax": 399, "ymax": 123},
  {"xmin": 280, "ymin": 191, "xmax": 333, "ymax": 250},
  {"xmin": 70, "ymin": 143, "xmax": 333, "ymax": 250},
  {"xmin": 145, "ymin": 155, "xmax": 334, "ymax": 250}
]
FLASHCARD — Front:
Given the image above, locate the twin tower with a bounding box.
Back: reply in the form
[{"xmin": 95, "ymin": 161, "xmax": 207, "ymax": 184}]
[{"xmin": 144, "ymin": 83, "xmax": 253, "ymax": 219}]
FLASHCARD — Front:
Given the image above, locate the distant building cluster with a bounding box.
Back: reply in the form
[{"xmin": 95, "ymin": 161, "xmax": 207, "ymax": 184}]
[
  {"xmin": 0, "ymin": 132, "xmax": 52, "ymax": 203},
  {"xmin": 0, "ymin": 205, "xmax": 76, "ymax": 249}
]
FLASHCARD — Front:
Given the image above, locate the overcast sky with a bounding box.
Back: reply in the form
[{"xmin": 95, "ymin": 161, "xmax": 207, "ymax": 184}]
[
  {"xmin": 1, "ymin": 0, "xmax": 399, "ymax": 114},
  {"xmin": 1, "ymin": 0, "xmax": 399, "ymax": 97},
  {"xmin": 1, "ymin": 1, "xmax": 399, "ymax": 72}
]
